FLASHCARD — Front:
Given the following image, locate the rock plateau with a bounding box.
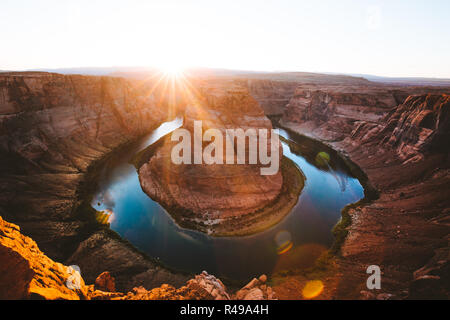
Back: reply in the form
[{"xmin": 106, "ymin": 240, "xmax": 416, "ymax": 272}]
[{"xmin": 138, "ymin": 83, "xmax": 303, "ymax": 236}]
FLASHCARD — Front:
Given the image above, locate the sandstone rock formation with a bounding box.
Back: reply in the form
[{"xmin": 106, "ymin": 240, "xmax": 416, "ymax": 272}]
[
  {"xmin": 65, "ymin": 229, "xmax": 188, "ymax": 292},
  {"xmin": 0, "ymin": 72, "xmax": 187, "ymax": 291},
  {"xmin": 0, "ymin": 72, "xmax": 166, "ymax": 257},
  {"xmin": 2, "ymin": 70, "xmax": 449, "ymax": 300},
  {"xmin": 279, "ymin": 93, "xmax": 450, "ymax": 299},
  {"xmin": 234, "ymin": 274, "xmax": 277, "ymax": 300},
  {"xmin": 0, "ymin": 216, "xmax": 87, "ymax": 299},
  {"xmin": 281, "ymin": 84, "xmax": 450, "ymax": 142},
  {"xmin": 94, "ymin": 271, "xmax": 116, "ymax": 292},
  {"xmin": 210, "ymin": 73, "xmax": 371, "ymax": 118},
  {"xmin": 0, "ymin": 72, "xmax": 296, "ymax": 296},
  {"xmin": 380, "ymin": 94, "xmax": 449, "ymax": 161},
  {"xmin": 237, "ymin": 79, "xmax": 298, "ymax": 116},
  {"xmin": 0, "ymin": 214, "xmax": 277, "ymax": 300},
  {"xmin": 117, "ymin": 271, "xmax": 276, "ymax": 300},
  {"xmin": 348, "ymin": 94, "xmax": 450, "ymax": 162},
  {"xmin": 182, "ymin": 271, "xmax": 231, "ymax": 300},
  {"xmin": 138, "ymin": 83, "xmax": 295, "ymax": 235}
]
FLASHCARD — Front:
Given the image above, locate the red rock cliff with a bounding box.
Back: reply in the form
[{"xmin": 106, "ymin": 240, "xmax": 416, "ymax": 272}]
[
  {"xmin": 138, "ymin": 83, "xmax": 285, "ymax": 235},
  {"xmin": 0, "ymin": 72, "xmax": 189, "ymax": 292}
]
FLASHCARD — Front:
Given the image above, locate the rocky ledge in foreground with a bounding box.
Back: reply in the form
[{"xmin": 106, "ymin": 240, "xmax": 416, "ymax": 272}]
[
  {"xmin": 0, "ymin": 215, "xmax": 276, "ymax": 300},
  {"xmin": 138, "ymin": 84, "xmax": 304, "ymax": 236}
]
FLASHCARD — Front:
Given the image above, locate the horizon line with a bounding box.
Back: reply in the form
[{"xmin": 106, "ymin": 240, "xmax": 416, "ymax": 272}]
[{"xmin": 1, "ymin": 66, "xmax": 450, "ymax": 81}]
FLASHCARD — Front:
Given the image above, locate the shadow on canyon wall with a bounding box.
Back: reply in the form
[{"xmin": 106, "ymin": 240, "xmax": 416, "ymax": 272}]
[{"xmin": 0, "ymin": 71, "xmax": 449, "ymax": 299}]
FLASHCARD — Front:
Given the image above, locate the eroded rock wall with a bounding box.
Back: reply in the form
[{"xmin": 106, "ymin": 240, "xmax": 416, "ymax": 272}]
[
  {"xmin": 236, "ymin": 79, "xmax": 298, "ymax": 116},
  {"xmin": 138, "ymin": 83, "xmax": 284, "ymax": 234},
  {"xmin": 0, "ymin": 216, "xmax": 87, "ymax": 299},
  {"xmin": 0, "ymin": 72, "xmax": 189, "ymax": 292},
  {"xmin": 280, "ymin": 93, "xmax": 450, "ymax": 299},
  {"xmin": 281, "ymin": 84, "xmax": 450, "ymax": 142},
  {"xmin": 0, "ymin": 215, "xmax": 277, "ymax": 300}
]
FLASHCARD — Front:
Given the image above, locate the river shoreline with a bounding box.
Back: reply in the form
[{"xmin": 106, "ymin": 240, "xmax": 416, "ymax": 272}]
[
  {"xmin": 271, "ymin": 120, "xmax": 449, "ymax": 299},
  {"xmin": 275, "ymin": 122, "xmax": 379, "ymax": 253},
  {"xmin": 135, "ymin": 151, "xmax": 306, "ymax": 237},
  {"xmin": 80, "ymin": 120, "xmax": 368, "ymax": 288},
  {"xmin": 131, "ymin": 125, "xmax": 368, "ymax": 239}
]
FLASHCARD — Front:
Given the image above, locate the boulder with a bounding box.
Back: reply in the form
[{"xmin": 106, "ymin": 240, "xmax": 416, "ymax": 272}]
[
  {"xmin": 0, "ymin": 216, "xmax": 87, "ymax": 300},
  {"xmin": 94, "ymin": 271, "xmax": 116, "ymax": 292}
]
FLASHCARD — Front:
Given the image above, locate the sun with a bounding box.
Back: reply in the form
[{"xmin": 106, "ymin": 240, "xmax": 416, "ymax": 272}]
[{"xmin": 159, "ymin": 63, "xmax": 185, "ymax": 78}]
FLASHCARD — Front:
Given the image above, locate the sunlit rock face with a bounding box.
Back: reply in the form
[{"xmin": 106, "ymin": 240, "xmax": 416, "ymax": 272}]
[
  {"xmin": 281, "ymin": 85, "xmax": 399, "ymax": 141},
  {"xmin": 236, "ymin": 79, "xmax": 298, "ymax": 116},
  {"xmin": 0, "ymin": 72, "xmax": 172, "ymax": 260},
  {"xmin": 0, "ymin": 216, "xmax": 88, "ymax": 300},
  {"xmin": 280, "ymin": 84, "xmax": 450, "ymax": 142},
  {"xmin": 292, "ymin": 93, "xmax": 449, "ymax": 300},
  {"xmin": 380, "ymin": 94, "xmax": 450, "ymax": 160},
  {"xmin": 0, "ymin": 215, "xmax": 277, "ymax": 300},
  {"xmin": 138, "ymin": 84, "xmax": 283, "ymax": 234},
  {"xmin": 351, "ymin": 94, "xmax": 450, "ymax": 162}
]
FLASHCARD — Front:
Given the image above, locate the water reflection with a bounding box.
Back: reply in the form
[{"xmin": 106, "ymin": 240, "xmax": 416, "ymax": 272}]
[
  {"xmin": 94, "ymin": 117, "xmax": 182, "ymax": 214},
  {"xmin": 91, "ymin": 122, "xmax": 364, "ymax": 282},
  {"xmin": 315, "ymin": 151, "xmax": 347, "ymax": 192},
  {"xmin": 275, "ymin": 230, "xmax": 293, "ymax": 255}
]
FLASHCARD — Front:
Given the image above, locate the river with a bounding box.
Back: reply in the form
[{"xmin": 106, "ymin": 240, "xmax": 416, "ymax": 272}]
[{"xmin": 91, "ymin": 118, "xmax": 364, "ymax": 282}]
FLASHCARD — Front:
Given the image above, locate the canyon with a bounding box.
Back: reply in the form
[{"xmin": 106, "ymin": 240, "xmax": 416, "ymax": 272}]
[
  {"xmin": 0, "ymin": 72, "xmax": 190, "ymax": 291},
  {"xmin": 137, "ymin": 82, "xmax": 304, "ymax": 236},
  {"xmin": 0, "ymin": 215, "xmax": 275, "ymax": 300},
  {"xmin": 277, "ymin": 87, "xmax": 450, "ymax": 299},
  {"xmin": 0, "ymin": 71, "xmax": 449, "ymax": 299}
]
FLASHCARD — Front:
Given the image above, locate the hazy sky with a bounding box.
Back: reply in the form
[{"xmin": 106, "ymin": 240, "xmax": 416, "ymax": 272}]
[{"xmin": 1, "ymin": 0, "xmax": 449, "ymax": 77}]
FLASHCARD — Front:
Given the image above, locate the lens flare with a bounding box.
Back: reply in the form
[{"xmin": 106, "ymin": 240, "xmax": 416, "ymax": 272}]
[
  {"xmin": 315, "ymin": 151, "xmax": 330, "ymax": 167},
  {"xmin": 275, "ymin": 230, "xmax": 293, "ymax": 255},
  {"xmin": 302, "ymin": 280, "xmax": 324, "ymax": 299}
]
